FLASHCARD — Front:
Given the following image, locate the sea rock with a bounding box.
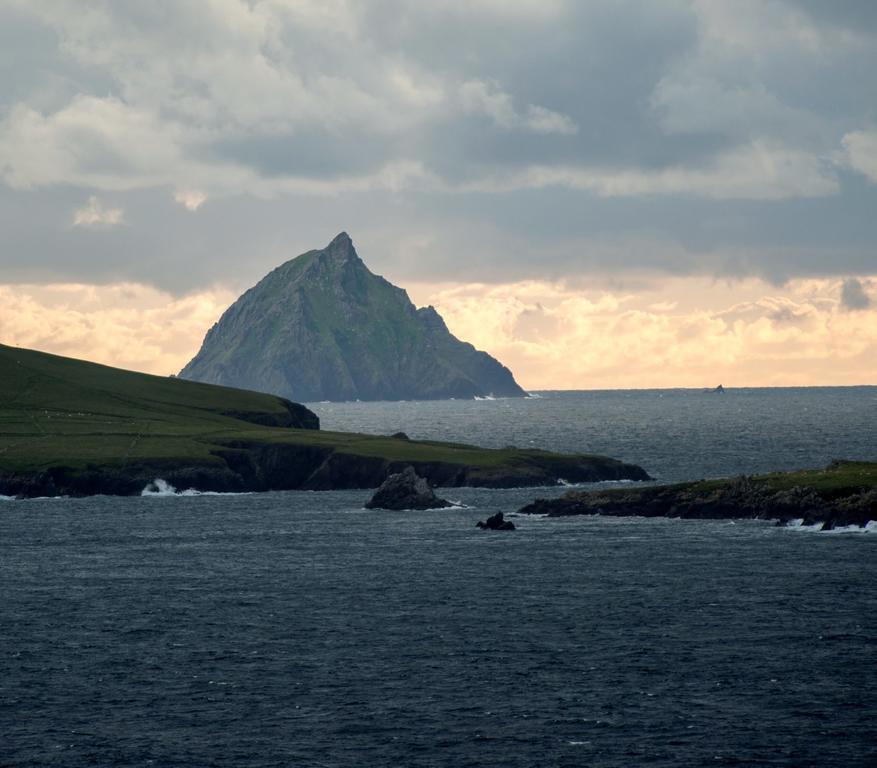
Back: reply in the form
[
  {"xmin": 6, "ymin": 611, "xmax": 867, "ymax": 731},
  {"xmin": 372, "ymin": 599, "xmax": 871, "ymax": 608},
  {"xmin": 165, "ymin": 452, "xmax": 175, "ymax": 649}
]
[
  {"xmin": 180, "ymin": 232, "xmax": 528, "ymax": 402},
  {"xmin": 476, "ymin": 512, "xmax": 516, "ymax": 531},
  {"xmin": 365, "ymin": 466, "xmax": 453, "ymax": 510}
]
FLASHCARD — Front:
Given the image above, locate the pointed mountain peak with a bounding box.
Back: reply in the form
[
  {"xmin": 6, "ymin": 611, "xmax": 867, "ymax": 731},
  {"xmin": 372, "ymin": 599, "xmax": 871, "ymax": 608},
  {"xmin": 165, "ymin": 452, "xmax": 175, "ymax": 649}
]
[
  {"xmin": 181, "ymin": 234, "xmax": 527, "ymax": 401},
  {"xmin": 329, "ymin": 231, "xmax": 351, "ymax": 246},
  {"xmin": 324, "ymin": 231, "xmax": 357, "ymax": 260}
]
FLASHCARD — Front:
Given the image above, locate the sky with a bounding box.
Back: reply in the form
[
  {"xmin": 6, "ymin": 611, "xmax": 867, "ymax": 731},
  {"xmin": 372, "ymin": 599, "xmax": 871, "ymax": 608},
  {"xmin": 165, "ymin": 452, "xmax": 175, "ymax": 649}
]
[{"xmin": 1, "ymin": 0, "xmax": 876, "ymax": 389}]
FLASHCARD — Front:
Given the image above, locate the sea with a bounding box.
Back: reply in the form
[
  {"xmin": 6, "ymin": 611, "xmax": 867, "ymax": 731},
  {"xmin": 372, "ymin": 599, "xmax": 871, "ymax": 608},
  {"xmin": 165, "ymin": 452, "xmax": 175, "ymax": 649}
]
[{"xmin": 2, "ymin": 388, "xmax": 876, "ymax": 767}]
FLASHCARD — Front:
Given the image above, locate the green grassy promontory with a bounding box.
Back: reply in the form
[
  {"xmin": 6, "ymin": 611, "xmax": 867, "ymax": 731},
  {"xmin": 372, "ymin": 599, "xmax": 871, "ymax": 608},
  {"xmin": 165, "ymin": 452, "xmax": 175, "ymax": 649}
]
[
  {"xmin": 519, "ymin": 460, "xmax": 877, "ymax": 528},
  {"xmin": 0, "ymin": 344, "xmax": 648, "ymax": 496}
]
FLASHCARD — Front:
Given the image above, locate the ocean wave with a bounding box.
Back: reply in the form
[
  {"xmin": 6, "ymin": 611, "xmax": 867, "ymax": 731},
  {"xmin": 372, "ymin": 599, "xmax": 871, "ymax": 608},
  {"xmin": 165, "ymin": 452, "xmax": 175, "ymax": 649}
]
[
  {"xmin": 360, "ymin": 502, "xmax": 469, "ymax": 512},
  {"xmin": 823, "ymin": 521, "xmax": 877, "ymax": 534},
  {"xmin": 558, "ymin": 478, "xmax": 643, "ymax": 488},
  {"xmin": 784, "ymin": 518, "xmax": 876, "ymax": 534},
  {"xmin": 141, "ymin": 479, "xmax": 250, "ymax": 497},
  {"xmin": 0, "ymin": 495, "xmax": 70, "ymax": 501}
]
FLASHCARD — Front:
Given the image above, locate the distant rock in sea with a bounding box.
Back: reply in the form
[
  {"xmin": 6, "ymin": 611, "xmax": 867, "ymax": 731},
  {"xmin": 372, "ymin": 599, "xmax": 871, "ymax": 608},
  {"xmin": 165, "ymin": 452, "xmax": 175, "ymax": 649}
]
[
  {"xmin": 179, "ymin": 232, "xmax": 527, "ymax": 402},
  {"xmin": 476, "ymin": 512, "xmax": 516, "ymax": 531}
]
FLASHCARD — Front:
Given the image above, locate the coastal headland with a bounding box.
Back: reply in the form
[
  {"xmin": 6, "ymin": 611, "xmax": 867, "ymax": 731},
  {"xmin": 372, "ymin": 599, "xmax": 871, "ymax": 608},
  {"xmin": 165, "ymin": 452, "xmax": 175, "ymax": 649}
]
[
  {"xmin": 519, "ymin": 460, "xmax": 877, "ymax": 529},
  {"xmin": 0, "ymin": 344, "xmax": 649, "ymax": 497}
]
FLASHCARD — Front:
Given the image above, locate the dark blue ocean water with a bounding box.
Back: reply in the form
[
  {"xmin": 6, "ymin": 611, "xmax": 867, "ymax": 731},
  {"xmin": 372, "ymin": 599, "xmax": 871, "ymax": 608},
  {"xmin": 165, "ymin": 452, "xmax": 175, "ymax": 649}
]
[
  {"xmin": 311, "ymin": 387, "xmax": 877, "ymax": 483},
  {"xmin": 2, "ymin": 389, "xmax": 876, "ymax": 767}
]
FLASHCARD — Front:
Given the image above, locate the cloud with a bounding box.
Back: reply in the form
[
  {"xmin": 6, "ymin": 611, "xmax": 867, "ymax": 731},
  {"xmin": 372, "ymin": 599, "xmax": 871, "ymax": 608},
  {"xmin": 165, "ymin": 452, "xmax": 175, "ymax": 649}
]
[
  {"xmin": 0, "ymin": 0, "xmax": 874, "ymax": 292},
  {"xmin": 842, "ymin": 130, "xmax": 877, "ymax": 182},
  {"xmin": 0, "ymin": 97, "xmax": 196, "ymax": 191},
  {"xmin": 523, "ymin": 105, "xmax": 579, "ymax": 136},
  {"xmin": 840, "ymin": 277, "xmax": 872, "ymax": 310},
  {"xmin": 0, "ymin": 0, "xmax": 857, "ymax": 200},
  {"xmin": 459, "ymin": 141, "xmax": 838, "ymax": 199},
  {"xmin": 407, "ymin": 275, "xmax": 877, "ymax": 388},
  {"xmin": 174, "ymin": 190, "xmax": 207, "ymax": 211},
  {"xmin": 0, "ymin": 282, "xmax": 235, "ymax": 375},
  {"xmin": 458, "ymin": 80, "xmax": 578, "ymax": 135},
  {"xmin": 4, "ymin": 274, "xmax": 875, "ymax": 387},
  {"xmin": 72, "ymin": 196, "xmax": 124, "ymax": 228}
]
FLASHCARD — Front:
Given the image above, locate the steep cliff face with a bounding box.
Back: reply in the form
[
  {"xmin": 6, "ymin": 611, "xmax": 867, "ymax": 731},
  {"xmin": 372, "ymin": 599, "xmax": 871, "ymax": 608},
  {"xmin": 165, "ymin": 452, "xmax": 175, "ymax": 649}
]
[{"xmin": 179, "ymin": 233, "xmax": 527, "ymax": 401}]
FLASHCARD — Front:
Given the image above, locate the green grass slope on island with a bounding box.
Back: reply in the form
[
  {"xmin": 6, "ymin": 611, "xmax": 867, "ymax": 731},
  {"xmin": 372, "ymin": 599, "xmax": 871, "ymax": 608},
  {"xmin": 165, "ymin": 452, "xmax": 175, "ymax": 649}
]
[{"xmin": 0, "ymin": 344, "xmax": 648, "ymax": 497}]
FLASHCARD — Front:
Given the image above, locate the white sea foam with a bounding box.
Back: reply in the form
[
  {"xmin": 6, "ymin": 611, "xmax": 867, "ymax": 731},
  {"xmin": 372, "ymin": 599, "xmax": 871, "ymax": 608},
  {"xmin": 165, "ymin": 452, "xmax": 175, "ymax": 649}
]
[
  {"xmin": 558, "ymin": 478, "xmax": 641, "ymax": 488},
  {"xmin": 140, "ymin": 479, "xmax": 250, "ymax": 497},
  {"xmin": 823, "ymin": 521, "xmax": 877, "ymax": 534},
  {"xmin": 142, "ymin": 479, "xmax": 191, "ymax": 496},
  {"xmin": 0, "ymin": 495, "xmax": 17, "ymax": 501},
  {"xmin": 783, "ymin": 518, "xmax": 875, "ymax": 534}
]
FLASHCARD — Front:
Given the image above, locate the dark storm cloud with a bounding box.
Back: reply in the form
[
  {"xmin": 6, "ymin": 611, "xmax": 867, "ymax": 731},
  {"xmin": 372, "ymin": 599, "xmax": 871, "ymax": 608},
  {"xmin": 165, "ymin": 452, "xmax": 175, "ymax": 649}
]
[
  {"xmin": 0, "ymin": 0, "xmax": 875, "ymax": 291},
  {"xmin": 354, "ymin": 0, "xmax": 721, "ymax": 176},
  {"xmin": 208, "ymin": 132, "xmax": 395, "ymax": 179},
  {"xmin": 787, "ymin": 0, "xmax": 877, "ymax": 33},
  {"xmin": 840, "ymin": 277, "xmax": 872, "ymax": 311}
]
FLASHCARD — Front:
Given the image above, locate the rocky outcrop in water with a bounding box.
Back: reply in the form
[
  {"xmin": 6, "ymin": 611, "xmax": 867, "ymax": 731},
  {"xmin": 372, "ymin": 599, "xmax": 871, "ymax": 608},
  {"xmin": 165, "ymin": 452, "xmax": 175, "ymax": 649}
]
[
  {"xmin": 476, "ymin": 512, "xmax": 516, "ymax": 530},
  {"xmin": 365, "ymin": 466, "xmax": 453, "ymax": 510},
  {"xmin": 180, "ymin": 232, "xmax": 527, "ymax": 402}
]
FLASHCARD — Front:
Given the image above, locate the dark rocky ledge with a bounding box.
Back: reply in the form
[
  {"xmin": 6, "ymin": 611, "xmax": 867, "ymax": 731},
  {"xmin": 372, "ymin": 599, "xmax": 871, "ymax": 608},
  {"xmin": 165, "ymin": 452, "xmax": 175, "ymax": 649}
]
[
  {"xmin": 0, "ymin": 443, "xmax": 650, "ymax": 499},
  {"xmin": 517, "ymin": 461, "xmax": 877, "ymax": 530}
]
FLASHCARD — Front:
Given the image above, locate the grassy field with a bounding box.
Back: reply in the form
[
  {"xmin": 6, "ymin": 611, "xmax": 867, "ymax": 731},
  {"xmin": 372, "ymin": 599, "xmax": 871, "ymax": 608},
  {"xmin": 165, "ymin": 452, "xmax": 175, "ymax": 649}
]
[
  {"xmin": 0, "ymin": 344, "xmax": 635, "ymax": 486},
  {"xmin": 0, "ymin": 342, "xmax": 308, "ymax": 472},
  {"xmin": 670, "ymin": 460, "xmax": 877, "ymax": 496},
  {"xmin": 751, "ymin": 461, "xmax": 877, "ymax": 492}
]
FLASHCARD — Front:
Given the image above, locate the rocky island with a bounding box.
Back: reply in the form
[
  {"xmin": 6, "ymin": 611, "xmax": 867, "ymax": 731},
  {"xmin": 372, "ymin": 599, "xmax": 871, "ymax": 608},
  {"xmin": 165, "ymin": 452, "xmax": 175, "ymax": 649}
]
[
  {"xmin": 0, "ymin": 343, "xmax": 649, "ymax": 498},
  {"xmin": 519, "ymin": 460, "xmax": 877, "ymax": 529},
  {"xmin": 180, "ymin": 232, "xmax": 527, "ymax": 402},
  {"xmin": 476, "ymin": 512, "xmax": 516, "ymax": 531},
  {"xmin": 365, "ymin": 466, "xmax": 453, "ymax": 510}
]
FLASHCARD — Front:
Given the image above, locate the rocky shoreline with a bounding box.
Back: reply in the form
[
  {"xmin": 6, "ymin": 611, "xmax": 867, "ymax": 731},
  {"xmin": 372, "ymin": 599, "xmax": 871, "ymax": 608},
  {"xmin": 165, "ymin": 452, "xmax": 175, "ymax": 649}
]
[
  {"xmin": 518, "ymin": 461, "xmax": 877, "ymax": 529},
  {"xmin": 0, "ymin": 443, "xmax": 650, "ymax": 499}
]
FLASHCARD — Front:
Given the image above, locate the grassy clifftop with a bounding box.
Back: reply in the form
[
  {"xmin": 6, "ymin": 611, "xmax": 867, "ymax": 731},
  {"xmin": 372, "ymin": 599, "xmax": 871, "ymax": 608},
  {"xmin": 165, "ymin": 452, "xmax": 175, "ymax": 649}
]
[
  {"xmin": 0, "ymin": 344, "xmax": 648, "ymax": 496},
  {"xmin": 0, "ymin": 342, "xmax": 318, "ymax": 472}
]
